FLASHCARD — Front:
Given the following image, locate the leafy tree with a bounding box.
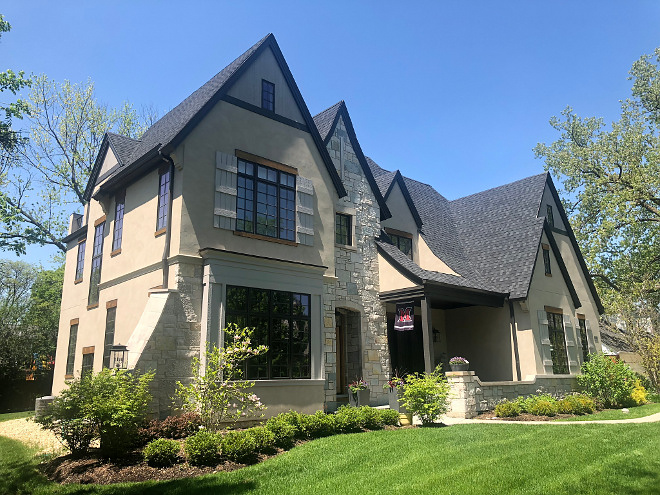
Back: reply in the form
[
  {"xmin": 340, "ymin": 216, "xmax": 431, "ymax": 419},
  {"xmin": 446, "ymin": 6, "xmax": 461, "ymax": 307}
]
[{"xmin": 0, "ymin": 76, "xmax": 152, "ymax": 254}]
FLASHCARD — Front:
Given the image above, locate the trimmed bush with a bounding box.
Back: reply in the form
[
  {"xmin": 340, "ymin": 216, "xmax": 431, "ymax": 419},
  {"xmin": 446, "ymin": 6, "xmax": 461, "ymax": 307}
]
[
  {"xmin": 379, "ymin": 409, "xmax": 400, "ymax": 426},
  {"xmin": 301, "ymin": 410, "xmax": 336, "ymax": 438},
  {"xmin": 143, "ymin": 438, "xmax": 180, "ymax": 467},
  {"xmin": 557, "ymin": 394, "xmax": 596, "ymax": 415},
  {"xmin": 265, "ymin": 415, "xmax": 297, "ymax": 448},
  {"xmin": 221, "ymin": 430, "xmax": 258, "ymax": 464},
  {"xmin": 494, "ymin": 400, "xmax": 521, "ymax": 418},
  {"xmin": 245, "ymin": 426, "xmax": 276, "ymax": 454},
  {"xmin": 160, "ymin": 412, "xmax": 203, "ymax": 439},
  {"xmin": 358, "ymin": 406, "xmax": 383, "ymax": 430},
  {"xmin": 334, "ymin": 405, "xmax": 363, "ymax": 433},
  {"xmin": 278, "ymin": 410, "xmax": 307, "ymax": 439},
  {"xmin": 184, "ymin": 430, "xmax": 221, "ymax": 466},
  {"xmin": 577, "ymin": 353, "xmax": 638, "ymax": 408},
  {"xmin": 527, "ymin": 399, "xmax": 558, "ymax": 417}
]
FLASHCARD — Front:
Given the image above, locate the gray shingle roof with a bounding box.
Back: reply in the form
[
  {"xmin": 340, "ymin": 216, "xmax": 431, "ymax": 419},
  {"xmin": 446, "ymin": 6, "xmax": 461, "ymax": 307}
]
[
  {"xmin": 106, "ymin": 132, "xmax": 140, "ymax": 166},
  {"xmin": 366, "ymin": 156, "xmax": 395, "ymax": 197},
  {"xmin": 312, "ymin": 101, "xmax": 343, "ymax": 141}
]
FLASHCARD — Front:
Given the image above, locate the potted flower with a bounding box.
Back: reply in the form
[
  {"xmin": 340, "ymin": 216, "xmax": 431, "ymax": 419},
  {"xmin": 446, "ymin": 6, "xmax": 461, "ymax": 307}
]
[
  {"xmin": 383, "ymin": 376, "xmax": 406, "ymax": 412},
  {"xmin": 348, "ymin": 379, "xmax": 370, "ymax": 407},
  {"xmin": 449, "ymin": 356, "xmax": 469, "ymax": 372}
]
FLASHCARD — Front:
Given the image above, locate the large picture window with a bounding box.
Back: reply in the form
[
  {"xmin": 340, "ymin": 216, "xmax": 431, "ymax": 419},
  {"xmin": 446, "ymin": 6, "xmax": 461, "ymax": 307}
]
[
  {"xmin": 236, "ymin": 159, "xmax": 296, "ymax": 241},
  {"xmin": 88, "ymin": 221, "xmax": 105, "ymax": 307},
  {"xmin": 547, "ymin": 310, "xmax": 569, "ymax": 374},
  {"xmin": 226, "ymin": 285, "xmax": 310, "ymax": 379}
]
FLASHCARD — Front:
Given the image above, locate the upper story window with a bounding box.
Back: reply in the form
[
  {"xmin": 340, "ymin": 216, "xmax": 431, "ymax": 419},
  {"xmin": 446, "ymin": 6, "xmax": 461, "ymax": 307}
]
[
  {"xmin": 388, "ymin": 231, "xmax": 413, "ymax": 260},
  {"xmin": 75, "ymin": 239, "xmax": 86, "ymax": 282},
  {"xmin": 88, "ymin": 219, "xmax": 105, "ymax": 307},
  {"xmin": 156, "ymin": 167, "xmax": 170, "ymax": 233},
  {"xmin": 335, "ymin": 213, "xmax": 352, "ymax": 246},
  {"xmin": 546, "ymin": 205, "xmax": 554, "ymax": 227},
  {"xmin": 236, "ymin": 159, "xmax": 296, "ymax": 241},
  {"xmin": 578, "ymin": 316, "xmax": 589, "ymax": 363},
  {"xmin": 542, "ymin": 243, "xmax": 551, "ymax": 276},
  {"xmin": 112, "ymin": 191, "xmax": 125, "ymax": 253},
  {"xmin": 261, "ymin": 79, "xmax": 275, "ymax": 112}
]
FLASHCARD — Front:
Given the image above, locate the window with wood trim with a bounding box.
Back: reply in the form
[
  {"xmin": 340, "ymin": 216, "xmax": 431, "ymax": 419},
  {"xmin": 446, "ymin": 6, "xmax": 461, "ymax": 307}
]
[
  {"xmin": 81, "ymin": 351, "xmax": 94, "ymax": 377},
  {"xmin": 112, "ymin": 191, "xmax": 125, "ymax": 252},
  {"xmin": 547, "ymin": 310, "xmax": 569, "ymax": 374},
  {"xmin": 236, "ymin": 159, "xmax": 296, "ymax": 241},
  {"xmin": 88, "ymin": 221, "xmax": 105, "ymax": 306},
  {"xmin": 389, "ymin": 233, "xmax": 413, "ymax": 260},
  {"xmin": 542, "ymin": 244, "xmax": 551, "ymax": 276},
  {"xmin": 66, "ymin": 323, "xmax": 78, "ymax": 376},
  {"xmin": 103, "ymin": 305, "xmax": 116, "ymax": 368},
  {"xmin": 226, "ymin": 286, "xmax": 311, "ymax": 379},
  {"xmin": 335, "ymin": 213, "xmax": 352, "ymax": 246},
  {"xmin": 578, "ymin": 317, "xmax": 589, "ymax": 363},
  {"xmin": 546, "ymin": 204, "xmax": 554, "ymax": 227},
  {"xmin": 75, "ymin": 239, "xmax": 86, "ymax": 282},
  {"xmin": 261, "ymin": 79, "xmax": 275, "ymax": 112},
  {"xmin": 157, "ymin": 168, "xmax": 170, "ymax": 232}
]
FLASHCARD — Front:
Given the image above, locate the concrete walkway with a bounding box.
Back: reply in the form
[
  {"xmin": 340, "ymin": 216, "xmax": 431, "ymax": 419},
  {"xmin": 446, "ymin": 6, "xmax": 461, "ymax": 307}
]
[{"xmin": 439, "ymin": 411, "xmax": 660, "ymax": 426}]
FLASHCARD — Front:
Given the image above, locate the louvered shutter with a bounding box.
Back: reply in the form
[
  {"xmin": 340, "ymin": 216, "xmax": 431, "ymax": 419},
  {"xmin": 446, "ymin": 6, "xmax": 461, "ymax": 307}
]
[
  {"xmin": 563, "ymin": 314, "xmax": 579, "ymax": 373},
  {"xmin": 296, "ymin": 176, "xmax": 314, "ymax": 246},
  {"xmin": 214, "ymin": 151, "xmax": 238, "ymax": 230},
  {"xmin": 537, "ymin": 310, "xmax": 554, "ymax": 374}
]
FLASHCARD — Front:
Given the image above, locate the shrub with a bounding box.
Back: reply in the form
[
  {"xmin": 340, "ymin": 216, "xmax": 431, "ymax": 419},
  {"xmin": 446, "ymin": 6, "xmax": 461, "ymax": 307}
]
[
  {"xmin": 143, "ymin": 438, "xmax": 180, "ymax": 467},
  {"xmin": 301, "ymin": 410, "xmax": 336, "ymax": 438},
  {"xmin": 138, "ymin": 412, "xmax": 203, "ymax": 445},
  {"xmin": 278, "ymin": 410, "xmax": 306, "ymax": 439},
  {"xmin": 221, "ymin": 431, "xmax": 258, "ymax": 464},
  {"xmin": 265, "ymin": 415, "xmax": 297, "ymax": 448},
  {"xmin": 379, "ymin": 408, "xmax": 400, "ymax": 426},
  {"xmin": 577, "ymin": 353, "xmax": 638, "ymax": 408},
  {"xmin": 357, "ymin": 406, "xmax": 383, "ymax": 430},
  {"xmin": 557, "ymin": 394, "xmax": 596, "ymax": 415},
  {"xmin": 527, "ymin": 399, "xmax": 558, "ymax": 417},
  {"xmin": 632, "ymin": 380, "xmax": 648, "ymax": 406},
  {"xmin": 334, "ymin": 405, "xmax": 364, "ymax": 433},
  {"xmin": 184, "ymin": 430, "xmax": 221, "ymax": 466},
  {"xmin": 245, "ymin": 426, "xmax": 276, "ymax": 454},
  {"xmin": 494, "ymin": 400, "xmax": 520, "ymax": 418},
  {"xmin": 514, "ymin": 396, "xmax": 527, "ymax": 413},
  {"xmin": 400, "ymin": 368, "xmax": 450, "ymax": 425}
]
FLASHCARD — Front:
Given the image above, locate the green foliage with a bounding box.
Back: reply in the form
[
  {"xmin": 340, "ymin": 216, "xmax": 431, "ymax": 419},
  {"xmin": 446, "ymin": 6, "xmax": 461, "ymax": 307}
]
[
  {"xmin": 557, "ymin": 394, "xmax": 596, "ymax": 415},
  {"xmin": 378, "ymin": 408, "xmax": 400, "ymax": 426},
  {"xmin": 277, "ymin": 410, "xmax": 306, "ymax": 439},
  {"xmin": 400, "ymin": 368, "xmax": 450, "ymax": 425},
  {"xmin": 631, "ymin": 380, "xmax": 648, "ymax": 405},
  {"xmin": 138, "ymin": 412, "xmax": 203, "ymax": 444},
  {"xmin": 143, "ymin": 438, "xmax": 180, "ymax": 468},
  {"xmin": 244, "ymin": 426, "xmax": 276, "ymax": 454},
  {"xmin": 577, "ymin": 353, "xmax": 638, "ymax": 408},
  {"xmin": 527, "ymin": 398, "xmax": 558, "ymax": 417},
  {"xmin": 301, "ymin": 410, "xmax": 336, "ymax": 438},
  {"xmin": 264, "ymin": 415, "xmax": 297, "ymax": 448},
  {"xmin": 334, "ymin": 405, "xmax": 364, "ymax": 433},
  {"xmin": 184, "ymin": 430, "xmax": 222, "ymax": 466},
  {"xmin": 221, "ymin": 430, "xmax": 258, "ymax": 464},
  {"xmin": 175, "ymin": 324, "xmax": 268, "ymax": 431},
  {"xmin": 494, "ymin": 401, "xmax": 521, "ymax": 418},
  {"xmin": 357, "ymin": 406, "xmax": 383, "ymax": 430}
]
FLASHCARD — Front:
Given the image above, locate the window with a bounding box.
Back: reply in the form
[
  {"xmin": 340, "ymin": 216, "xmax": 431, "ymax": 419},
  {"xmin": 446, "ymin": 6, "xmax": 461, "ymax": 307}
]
[
  {"xmin": 226, "ymin": 286, "xmax": 311, "ymax": 379},
  {"xmin": 578, "ymin": 317, "xmax": 589, "ymax": 363},
  {"xmin": 75, "ymin": 239, "xmax": 86, "ymax": 282},
  {"xmin": 88, "ymin": 220, "xmax": 105, "ymax": 307},
  {"xmin": 261, "ymin": 79, "xmax": 275, "ymax": 112},
  {"xmin": 335, "ymin": 213, "xmax": 352, "ymax": 246},
  {"xmin": 66, "ymin": 322, "xmax": 78, "ymax": 376},
  {"xmin": 236, "ymin": 159, "xmax": 296, "ymax": 241},
  {"xmin": 389, "ymin": 232, "xmax": 413, "ymax": 260},
  {"xmin": 103, "ymin": 303, "xmax": 117, "ymax": 368},
  {"xmin": 546, "ymin": 204, "xmax": 554, "ymax": 227},
  {"xmin": 112, "ymin": 192, "xmax": 125, "ymax": 252},
  {"xmin": 547, "ymin": 310, "xmax": 569, "ymax": 374},
  {"xmin": 157, "ymin": 167, "xmax": 170, "ymax": 232},
  {"xmin": 542, "ymin": 244, "xmax": 551, "ymax": 276},
  {"xmin": 81, "ymin": 351, "xmax": 94, "ymax": 377}
]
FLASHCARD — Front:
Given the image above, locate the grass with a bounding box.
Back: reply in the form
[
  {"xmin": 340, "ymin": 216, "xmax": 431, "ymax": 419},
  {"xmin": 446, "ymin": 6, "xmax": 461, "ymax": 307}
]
[
  {"xmin": 0, "ymin": 410, "xmax": 34, "ymax": 422},
  {"xmin": 2, "ymin": 423, "xmax": 660, "ymax": 494},
  {"xmin": 558, "ymin": 402, "xmax": 660, "ymax": 421}
]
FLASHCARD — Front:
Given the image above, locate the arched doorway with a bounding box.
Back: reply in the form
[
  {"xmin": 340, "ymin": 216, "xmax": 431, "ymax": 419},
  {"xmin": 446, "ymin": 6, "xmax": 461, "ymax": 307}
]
[{"xmin": 335, "ymin": 308, "xmax": 361, "ymax": 395}]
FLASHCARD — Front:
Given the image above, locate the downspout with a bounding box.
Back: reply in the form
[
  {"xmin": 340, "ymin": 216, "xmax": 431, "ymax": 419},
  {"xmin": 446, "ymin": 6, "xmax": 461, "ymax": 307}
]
[
  {"xmin": 509, "ymin": 300, "xmax": 522, "ymax": 381},
  {"xmin": 159, "ymin": 151, "xmax": 175, "ymax": 289}
]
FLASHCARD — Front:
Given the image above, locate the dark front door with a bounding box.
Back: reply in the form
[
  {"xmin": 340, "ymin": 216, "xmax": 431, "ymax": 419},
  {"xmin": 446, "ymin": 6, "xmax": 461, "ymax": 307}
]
[{"xmin": 387, "ymin": 312, "xmax": 425, "ymax": 376}]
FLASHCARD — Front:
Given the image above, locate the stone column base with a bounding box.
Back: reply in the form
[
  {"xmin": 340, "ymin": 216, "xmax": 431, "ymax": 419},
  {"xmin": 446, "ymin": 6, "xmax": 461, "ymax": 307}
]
[{"xmin": 446, "ymin": 371, "xmax": 477, "ymax": 419}]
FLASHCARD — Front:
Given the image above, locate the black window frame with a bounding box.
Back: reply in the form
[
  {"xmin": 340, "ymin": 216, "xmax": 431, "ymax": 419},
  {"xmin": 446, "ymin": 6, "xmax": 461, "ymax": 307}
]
[
  {"xmin": 578, "ymin": 317, "xmax": 589, "ymax": 363},
  {"xmin": 546, "ymin": 204, "xmax": 554, "ymax": 227},
  {"xmin": 261, "ymin": 79, "xmax": 275, "ymax": 112},
  {"xmin": 112, "ymin": 191, "xmax": 125, "ymax": 252},
  {"xmin": 547, "ymin": 310, "xmax": 569, "ymax": 374},
  {"xmin": 225, "ymin": 285, "xmax": 311, "ymax": 380},
  {"xmin": 88, "ymin": 221, "xmax": 105, "ymax": 307},
  {"xmin": 66, "ymin": 323, "xmax": 78, "ymax": 376},
  {"xmin": 389, "ymin": 232, "xmax": 413, "ymax": 260},
  {"xmin": 156, "ymin": 167, "xmax": 170, "ymax": 232},
  {"xmin": 103, "ymin": 305, "xmax": 117, "ymax": 368},
  {"xmin": 75, "ymin": 239, "xmax": 86, "ymax": 282},
  {"xmin": 335, "ymin": 213, "xmax": 352, "ymax": 246},
  {"xmin": 236, "ymin": 159, "xmax": 296, "ymax": 241},
  {"xmin": 81, "ymin": 352, "xmax": 94, "ymax": 377},
  {"xmin": 542, "ymin": 245, "xmax": 552, "ymax": 276}
]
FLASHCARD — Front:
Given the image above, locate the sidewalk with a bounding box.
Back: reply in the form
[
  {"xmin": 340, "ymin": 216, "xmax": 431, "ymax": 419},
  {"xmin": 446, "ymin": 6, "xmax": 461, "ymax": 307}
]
[{"xmin": 439, "ymin": 411, "xmax": 660, "ymax": 426}]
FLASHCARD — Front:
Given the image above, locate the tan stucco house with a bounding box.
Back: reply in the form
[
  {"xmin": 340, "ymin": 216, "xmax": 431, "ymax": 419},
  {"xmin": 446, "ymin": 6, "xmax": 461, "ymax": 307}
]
[{"xmin": 52, "ymin": 34, "xmax": 604, "ymax": 417}]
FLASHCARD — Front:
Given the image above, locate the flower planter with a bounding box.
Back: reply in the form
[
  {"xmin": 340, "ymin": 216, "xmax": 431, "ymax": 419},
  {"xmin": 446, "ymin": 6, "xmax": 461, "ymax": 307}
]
[
  {"xmin": 349, "ymin": 388, "xmax": 370, "ymax": 407},
  {"xmin": 450, "ymin": 363, "xmax": 469, "ymax": 372},
  {"xmin": 399, "ymin": 412, "xmax": 413, "ymax": 426},
  {"xmin": 388, "ymin": 387, "xmax": 406, "ymax": 413}
]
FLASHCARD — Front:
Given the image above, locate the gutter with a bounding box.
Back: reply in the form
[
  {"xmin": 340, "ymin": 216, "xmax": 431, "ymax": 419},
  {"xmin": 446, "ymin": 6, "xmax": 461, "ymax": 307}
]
[{"xmin": 159, "ymin": 151, "xmax": 175, "ymax": 289}]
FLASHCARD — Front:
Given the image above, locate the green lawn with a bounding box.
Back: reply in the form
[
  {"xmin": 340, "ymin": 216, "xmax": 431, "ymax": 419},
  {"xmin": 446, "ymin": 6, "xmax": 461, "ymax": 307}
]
[
  {"xmin": 558, "ymin": 402, "xmax": 660, "ymax": 421},
  {"xmin": 0, "ymin": 410, "xmax": 34, "ymax": 422},
  {"xmin": 3, "ymin": 423, "xmax": 660, "ymax": 494}
]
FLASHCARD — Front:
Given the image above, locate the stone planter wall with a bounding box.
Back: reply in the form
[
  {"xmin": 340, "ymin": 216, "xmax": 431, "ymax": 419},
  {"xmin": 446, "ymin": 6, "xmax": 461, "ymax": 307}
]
[{"xmin": 446, "ymin": 371, "xmax": 579, "ymax": 418}]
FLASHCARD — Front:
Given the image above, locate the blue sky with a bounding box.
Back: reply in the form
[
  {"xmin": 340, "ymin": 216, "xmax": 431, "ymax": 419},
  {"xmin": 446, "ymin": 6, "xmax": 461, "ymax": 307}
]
[{"xmin": 3, "ymin": 1, "xmax": 660, "ymax": 266}]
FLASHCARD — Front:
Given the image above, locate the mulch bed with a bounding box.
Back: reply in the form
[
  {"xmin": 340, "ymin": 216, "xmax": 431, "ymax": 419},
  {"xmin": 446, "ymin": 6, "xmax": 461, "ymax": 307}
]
[{"xmin": 475, "ymin": 411, "xmax": 574, "ymax": 421}]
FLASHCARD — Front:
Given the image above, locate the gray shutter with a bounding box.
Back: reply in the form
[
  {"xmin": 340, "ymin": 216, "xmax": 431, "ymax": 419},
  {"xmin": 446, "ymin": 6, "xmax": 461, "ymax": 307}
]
[
  {"xmin": 537, "ymin": 310, "xmax": 554, "ymax": 374},
  {"xmin": 296, "ymin": 176, "xmax": 314, "ymax": 246},
  {"xmin": 214, "ymin": 151, "xmax": 238, "ymax": 230},
  {"xmin": 585, "ymin": 319, "xmax": 596, "ymax": 353},
  {"xmin": 563, "ymin": 314, "xmax": 579, "ymax": 373}
]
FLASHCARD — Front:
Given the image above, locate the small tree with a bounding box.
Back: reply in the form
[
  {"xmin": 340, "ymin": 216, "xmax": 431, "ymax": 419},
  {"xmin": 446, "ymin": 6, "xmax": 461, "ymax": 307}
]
[
  {"xmin": 175, "ymin": 324, "xmax": 268, "ymax": 430},
  {"xmin": 400, "ymin": 366, "xmax": 450, "ymax": 425}
]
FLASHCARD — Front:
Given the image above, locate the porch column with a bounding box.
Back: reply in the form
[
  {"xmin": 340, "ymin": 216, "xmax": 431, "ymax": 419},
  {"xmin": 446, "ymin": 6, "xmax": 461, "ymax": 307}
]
[{"xmin": 421, "ymin": 296, "xmax": 435, "ymax": 373}]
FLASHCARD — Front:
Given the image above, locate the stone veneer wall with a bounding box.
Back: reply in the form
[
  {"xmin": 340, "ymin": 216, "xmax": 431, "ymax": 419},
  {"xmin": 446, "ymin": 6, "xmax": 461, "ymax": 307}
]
[{"xmin": 322, "ymin": 116, "xmax": 390, "ymax": 408}]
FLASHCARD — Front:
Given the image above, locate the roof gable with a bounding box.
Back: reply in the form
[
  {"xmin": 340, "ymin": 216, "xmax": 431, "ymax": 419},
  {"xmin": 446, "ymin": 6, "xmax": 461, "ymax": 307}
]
[{"xmin": 385, "ymin": 172, "xmax": 422, "ymax": 229}]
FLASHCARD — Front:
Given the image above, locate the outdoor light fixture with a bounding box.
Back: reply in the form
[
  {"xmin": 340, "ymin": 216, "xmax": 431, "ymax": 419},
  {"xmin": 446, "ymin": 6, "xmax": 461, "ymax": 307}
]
[{"xmin": 109, "ymin": 344, "xmax": 128, "ymax": 369}]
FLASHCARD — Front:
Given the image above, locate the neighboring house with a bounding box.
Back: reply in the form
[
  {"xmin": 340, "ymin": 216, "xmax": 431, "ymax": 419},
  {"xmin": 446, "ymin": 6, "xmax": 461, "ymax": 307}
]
[{"xmin": 52, "ymin": 34, "xmax": 604, "ymax": 417}]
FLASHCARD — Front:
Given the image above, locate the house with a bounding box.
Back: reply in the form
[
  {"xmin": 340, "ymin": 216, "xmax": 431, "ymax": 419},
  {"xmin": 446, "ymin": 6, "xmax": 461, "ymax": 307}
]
[{"xmin": 51, "ymin": 34, "xmax": 604, "ymax": 417}]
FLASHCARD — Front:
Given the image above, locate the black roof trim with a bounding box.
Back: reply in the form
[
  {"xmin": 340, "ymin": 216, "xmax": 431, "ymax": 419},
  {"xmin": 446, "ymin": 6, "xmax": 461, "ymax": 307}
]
[
  {"xmin": 83, "ymin": 136, "xmax": 111, "ymax": 202},
  {"xmin": 544, "ymin": 222, "xmax": 581, "ymax": 309},
  {"xmin": 221, "ymin": 94, "xmax": 309, "ymax": 132},
  {"xmin": 61, "ymin": 224, "xmax": 88, "ymax": 245},
  {"xmin": 384, "ymin": 171, "xmax": 423, "ymax": 229},
  {"xmin": 314, "ymin": 101, "xmax": 391, "ymax": 220},
  {"xmin": 94, "ymin": 145, "xmax": 163, "ymax": 199},
  {"xmin": 543, "ymin": 175, "xmax": 604, "ymax": 314}
]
